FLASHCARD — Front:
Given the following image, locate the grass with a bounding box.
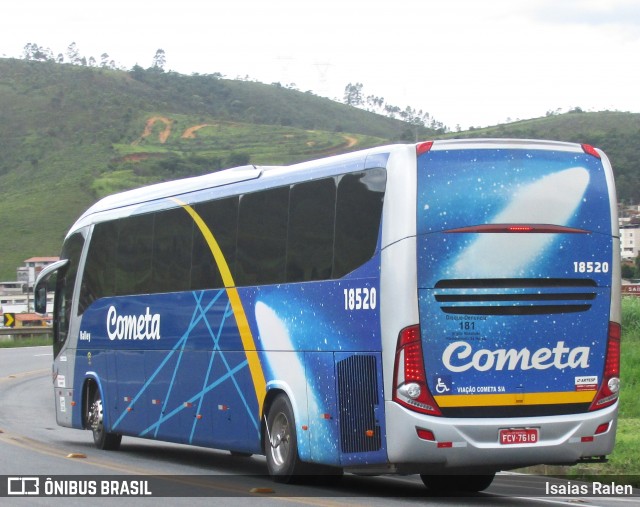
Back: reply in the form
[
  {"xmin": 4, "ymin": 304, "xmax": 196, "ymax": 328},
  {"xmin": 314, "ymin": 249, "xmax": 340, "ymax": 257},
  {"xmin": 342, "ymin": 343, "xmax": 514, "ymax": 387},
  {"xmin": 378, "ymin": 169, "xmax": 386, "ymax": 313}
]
[
  {"xmin": 0, "ymin": 335, "xmax": 52, "ymax": 348},
  {"xmin": 113, "ymin": 119, "xmax": 381, "ymax": 163},
  {"xmin": 91, "ymin": 118, "xmax": 386, "ymax": 199}
]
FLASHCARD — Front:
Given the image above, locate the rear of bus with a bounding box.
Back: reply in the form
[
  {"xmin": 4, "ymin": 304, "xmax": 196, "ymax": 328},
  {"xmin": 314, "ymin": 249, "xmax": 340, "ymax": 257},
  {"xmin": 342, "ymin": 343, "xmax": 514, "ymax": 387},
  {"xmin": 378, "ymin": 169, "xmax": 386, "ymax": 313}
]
[{"xmin": 386, "ymin": 139, "xmax": 620, "ymax": 474}]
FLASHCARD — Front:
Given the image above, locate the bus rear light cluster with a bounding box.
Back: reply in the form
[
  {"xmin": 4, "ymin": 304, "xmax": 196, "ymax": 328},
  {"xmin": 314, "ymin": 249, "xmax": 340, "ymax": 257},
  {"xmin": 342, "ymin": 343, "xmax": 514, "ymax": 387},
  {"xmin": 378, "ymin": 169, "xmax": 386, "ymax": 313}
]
[
  {"xmin": 416, "ymin": 428, "xmax": 435, "ymax": 441},
  {"xmin": 416, "ymin": 428, "xmax": 454, "ymax": 447},
  {"xmin": 393, "ymin": 325, "xmax": 442, "ymax": 416},
  {"xmin": 581, "ymin": 422, "xmax": 611, "ymax": 442},
  {"xmin": 589, "ymin": 322, "xmax": 621, "ymax": 411}
]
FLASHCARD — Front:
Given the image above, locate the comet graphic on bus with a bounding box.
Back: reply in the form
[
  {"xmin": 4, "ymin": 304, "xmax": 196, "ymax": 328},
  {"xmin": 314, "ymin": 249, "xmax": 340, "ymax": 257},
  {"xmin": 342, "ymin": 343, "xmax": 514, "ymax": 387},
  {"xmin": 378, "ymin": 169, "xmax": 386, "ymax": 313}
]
[{"xmin": 452, "ymin": 167, "xmax": 590, "ymax": 278}]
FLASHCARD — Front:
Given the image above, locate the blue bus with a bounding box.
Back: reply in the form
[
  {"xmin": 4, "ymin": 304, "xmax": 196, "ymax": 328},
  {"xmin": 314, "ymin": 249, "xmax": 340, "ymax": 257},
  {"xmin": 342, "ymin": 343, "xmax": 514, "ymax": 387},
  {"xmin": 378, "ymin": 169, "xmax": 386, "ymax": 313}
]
[{"xmin": 35, "ymin": 139, "xmax": 620, "ymax": 492}]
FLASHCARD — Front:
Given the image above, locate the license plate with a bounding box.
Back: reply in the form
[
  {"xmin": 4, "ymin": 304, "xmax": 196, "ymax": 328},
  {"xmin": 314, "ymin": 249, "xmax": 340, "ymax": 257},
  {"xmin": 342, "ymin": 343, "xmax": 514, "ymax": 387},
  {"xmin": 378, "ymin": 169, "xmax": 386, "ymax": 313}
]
[{"xmin": 499, "ymin": 428, "xmax": 539, "ymax": 445}]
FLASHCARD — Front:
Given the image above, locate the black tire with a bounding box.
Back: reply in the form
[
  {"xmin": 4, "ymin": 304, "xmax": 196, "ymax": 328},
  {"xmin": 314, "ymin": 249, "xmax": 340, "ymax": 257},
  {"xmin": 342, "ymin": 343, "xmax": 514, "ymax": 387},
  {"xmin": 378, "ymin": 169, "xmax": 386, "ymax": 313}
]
[
  {"xmin": 88, "ymin": 389, "xmax": 122, "ymax": 451},
  {"xmin": 265, "ymin": 395, "xmax": 306, "ymax": 482},
  {"xmin": 420, "ymin": 473, "xmax": 495, "ymax": 493}
]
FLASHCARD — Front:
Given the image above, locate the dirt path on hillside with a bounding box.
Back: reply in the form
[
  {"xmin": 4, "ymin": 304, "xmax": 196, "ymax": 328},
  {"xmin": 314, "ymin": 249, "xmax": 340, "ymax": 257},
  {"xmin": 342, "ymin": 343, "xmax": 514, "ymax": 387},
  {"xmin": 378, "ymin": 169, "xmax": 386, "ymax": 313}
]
[
  {"xmin": 309, "ymin": 135, "xmax": 360, "ymax": 157},
  {"xmin": 133, "ymin": 116, "xmax": 172, "ymax": 144},
  {"xmin": 343, "ymin": 135, "xmax": 358, "ymax": 148},
  {"xmin": 131, "ymin": 120, "xmax": 359, "ymax": 155},
  {"xmin": 181, "ymin": 124, "xmax": 214, "ymax": 139}
]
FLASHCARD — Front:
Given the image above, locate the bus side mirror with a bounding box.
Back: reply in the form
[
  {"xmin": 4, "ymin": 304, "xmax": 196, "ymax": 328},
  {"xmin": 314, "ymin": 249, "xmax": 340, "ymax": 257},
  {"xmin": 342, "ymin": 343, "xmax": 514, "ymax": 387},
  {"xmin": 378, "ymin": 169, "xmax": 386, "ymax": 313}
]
[
  {"xmin": 35, "ymin": 284, "xmax": 48, "ymax": 315},
  {"xmin": 33, "ymin": 259, "xmax": 69, "ymax": 315}
]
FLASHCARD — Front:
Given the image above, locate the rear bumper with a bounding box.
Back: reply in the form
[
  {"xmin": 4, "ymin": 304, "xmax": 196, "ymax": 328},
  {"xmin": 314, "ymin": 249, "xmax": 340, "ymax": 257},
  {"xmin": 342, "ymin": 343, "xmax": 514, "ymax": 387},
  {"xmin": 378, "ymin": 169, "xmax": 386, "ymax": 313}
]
[{"xmin": 384, "ymin": 400, "xmax": 617, "ymax": 473}]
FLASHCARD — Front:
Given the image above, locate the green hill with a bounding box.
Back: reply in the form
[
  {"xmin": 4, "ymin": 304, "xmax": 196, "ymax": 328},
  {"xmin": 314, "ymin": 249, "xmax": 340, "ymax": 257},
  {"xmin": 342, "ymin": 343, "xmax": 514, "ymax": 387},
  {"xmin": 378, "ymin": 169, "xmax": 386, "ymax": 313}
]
[
  {"xmin": 0, "ymin": 58, "xmax": 425, "ymax": 279},
  {"xmin": 0, "ymin": 57, "xmax": 638, "ymax": 280},
  {"xmin": 441, "ymin": 111, "xmax": 640, "ymax": 203}
]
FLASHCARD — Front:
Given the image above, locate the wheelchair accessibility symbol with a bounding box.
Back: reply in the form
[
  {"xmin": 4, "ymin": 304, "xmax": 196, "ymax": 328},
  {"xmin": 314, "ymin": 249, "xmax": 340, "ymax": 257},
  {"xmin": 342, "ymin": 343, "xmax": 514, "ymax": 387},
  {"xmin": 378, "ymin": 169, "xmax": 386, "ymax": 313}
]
[{"xmin": 434, "ymin": 376, "xmax": 451, "ymax": 394}]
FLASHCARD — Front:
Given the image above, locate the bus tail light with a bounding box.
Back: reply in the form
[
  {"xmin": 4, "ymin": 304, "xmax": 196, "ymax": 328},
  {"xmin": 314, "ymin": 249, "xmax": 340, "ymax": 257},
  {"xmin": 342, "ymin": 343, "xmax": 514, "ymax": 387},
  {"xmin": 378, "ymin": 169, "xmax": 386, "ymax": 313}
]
[
  {"xmin": 581, "ymin": 422, "xmax": 611, "ymax": 443},
  {"xmin": 393, "ymin": 325, "xmax": 442, "ymax": 416},
  {"xmin": 582, "ymin": 144, "xmax": 601, "ymax": 159},
  {"xmin": 416, "ymin": 141, "xmax": 434, "ymax": 155},
  {"xmin": 589, "ymin": 322, "xmax": 621, "ymax": 411},
  {"xmin": 416, "ymin": 428, "xmax": 436, "ymax": 441}
]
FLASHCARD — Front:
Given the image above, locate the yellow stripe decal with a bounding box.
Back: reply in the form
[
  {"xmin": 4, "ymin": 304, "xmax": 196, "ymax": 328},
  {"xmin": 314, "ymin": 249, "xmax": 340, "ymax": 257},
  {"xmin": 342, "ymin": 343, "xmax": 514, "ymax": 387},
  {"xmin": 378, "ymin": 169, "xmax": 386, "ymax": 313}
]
[
  {"xmin": 434, "ymin": 390, "xmax": 596, "ymax": 408},
  {"xmin": 172, "ymin": 198, "xmax": 267, "ymax": 416}
]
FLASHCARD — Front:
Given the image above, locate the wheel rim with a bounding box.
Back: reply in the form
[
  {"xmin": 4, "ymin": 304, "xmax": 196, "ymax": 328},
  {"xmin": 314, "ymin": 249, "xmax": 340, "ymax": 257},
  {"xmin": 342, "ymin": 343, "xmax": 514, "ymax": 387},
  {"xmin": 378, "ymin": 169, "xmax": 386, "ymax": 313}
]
[
  {"xmin": 269, "ymin": 411, "xmax": 291, "ymax": 468},
  {"xmin": 89, "ymin": 398, "xmax": 104, "ymax": 438}
]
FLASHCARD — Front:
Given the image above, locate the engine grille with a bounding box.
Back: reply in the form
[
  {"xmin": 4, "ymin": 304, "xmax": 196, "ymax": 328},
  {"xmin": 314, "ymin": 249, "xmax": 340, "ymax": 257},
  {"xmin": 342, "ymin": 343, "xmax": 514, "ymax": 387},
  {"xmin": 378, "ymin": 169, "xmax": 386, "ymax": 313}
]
[
  {"xmin": 336, "ymin": 354, "xmax": 381, "ymax": 453},
  {"xmin": 434, "ymin": 278, "xmax": 597, "ymax": 316}
]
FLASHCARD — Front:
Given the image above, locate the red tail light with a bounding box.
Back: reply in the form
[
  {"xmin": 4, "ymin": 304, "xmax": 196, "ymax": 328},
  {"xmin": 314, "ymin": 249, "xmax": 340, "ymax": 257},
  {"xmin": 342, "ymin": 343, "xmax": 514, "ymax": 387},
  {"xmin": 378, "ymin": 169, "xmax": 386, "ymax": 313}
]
[
  {"xmin": 416, "ymin": 141, "xmax": 434, "ymax": 156},
  {"xmin": 589, "ymin": 322, "xmax": 621, "ymax": 411},
  {"xmin": 445, "ymin": 224, "xmax": 588, "ymax": 234},
  {"xmin": 582, "ymin": 144, "xmax": 601, "ymax": 159},
  {"xmin": 393, "ymin": 325, "xmax": 441, "ymax": 416}
]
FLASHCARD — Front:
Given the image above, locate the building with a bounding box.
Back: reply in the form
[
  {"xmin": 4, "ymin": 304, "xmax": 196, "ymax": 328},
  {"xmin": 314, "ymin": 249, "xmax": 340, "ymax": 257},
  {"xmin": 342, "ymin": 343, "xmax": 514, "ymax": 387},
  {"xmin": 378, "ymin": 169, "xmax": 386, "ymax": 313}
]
[
  {"xmin": 16, "ymin": 257, "xmax": 60, "ymax": 290},
  {"xmin": 1, "ymin": 257, "xmax": 59, "ymax": 317},
  {"xmin": 0, "ymin": 281, "xmax": 24, "ymax": 294},
  {"xmin": 620, "ymin": 226, "xmax": 640, "ymax": 261},
  {"xmin": 14, "ymin": 313, "xmax": 51, "ymax": 327}
]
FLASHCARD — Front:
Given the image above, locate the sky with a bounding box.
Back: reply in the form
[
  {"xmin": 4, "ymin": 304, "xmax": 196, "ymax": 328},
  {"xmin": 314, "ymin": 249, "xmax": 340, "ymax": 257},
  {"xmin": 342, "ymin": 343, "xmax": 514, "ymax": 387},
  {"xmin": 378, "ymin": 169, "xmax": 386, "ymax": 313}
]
[{"xmin": 2, "ymin": 0, "xmax": 640, "ymax": 130}]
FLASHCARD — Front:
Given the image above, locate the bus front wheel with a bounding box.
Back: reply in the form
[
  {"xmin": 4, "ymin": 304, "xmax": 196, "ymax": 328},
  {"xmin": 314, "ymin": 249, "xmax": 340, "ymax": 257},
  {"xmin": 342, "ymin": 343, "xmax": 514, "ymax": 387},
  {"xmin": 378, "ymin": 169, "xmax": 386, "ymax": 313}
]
[
  {"xmin": 265, "ymin": 394, "xmax": 305, "ymax": 482},
  {"xmin": 88, "ymin": 389, "xmax": 122, "ymax": 451}
]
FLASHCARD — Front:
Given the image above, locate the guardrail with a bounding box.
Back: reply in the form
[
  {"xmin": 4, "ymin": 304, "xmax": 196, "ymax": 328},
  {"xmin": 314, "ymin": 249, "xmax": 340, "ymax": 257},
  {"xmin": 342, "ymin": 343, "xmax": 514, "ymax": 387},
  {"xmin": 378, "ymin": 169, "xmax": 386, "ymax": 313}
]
[
  {"xmin": 622, "ymin": 286, "xmax": 640, "ymax": 296},
  {"xmin": 0, "ymin": 327, "xmax": 52, "ymax": 337}
]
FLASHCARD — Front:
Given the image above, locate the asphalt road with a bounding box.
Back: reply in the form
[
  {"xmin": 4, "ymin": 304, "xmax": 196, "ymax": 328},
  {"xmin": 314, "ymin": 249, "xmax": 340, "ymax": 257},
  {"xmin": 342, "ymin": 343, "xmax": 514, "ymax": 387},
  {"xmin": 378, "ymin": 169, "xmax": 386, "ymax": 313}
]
[{"xmin": 0, "ymin": 346, "xmax": 637, "ymax": 506}]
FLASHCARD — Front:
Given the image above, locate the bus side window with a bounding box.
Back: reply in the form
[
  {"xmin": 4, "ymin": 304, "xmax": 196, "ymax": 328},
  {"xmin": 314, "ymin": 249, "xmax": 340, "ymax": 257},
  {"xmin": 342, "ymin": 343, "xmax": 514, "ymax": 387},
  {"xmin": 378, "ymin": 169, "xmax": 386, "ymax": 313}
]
[
  {"xmin": 152, "ymin": 207, "xmax": 193, "ymax": 294},
  {"xmin": 192, "ymin": 197, "xmax": 239, "ymax": 290},
  {"xmin": 54, "ymin": 233, "xmax": 85, "ymax": 358},
  {"xmin": 287, "ymin": 178, "xmax": 336, "ymax": 283},
  {"xmin": 80, "ymin": 221, "xmax": 117, "ymax": 313},
  {"xmin": 333, "ymin": 169, "xmax": 386, "ymax": 278},
  {"xmin": 115, "ymin": 214, "xmax": 154, "ymax": 296},
  {"xmin": 236, "ymin": 187, "xmax": 289, "ymax": 286}
]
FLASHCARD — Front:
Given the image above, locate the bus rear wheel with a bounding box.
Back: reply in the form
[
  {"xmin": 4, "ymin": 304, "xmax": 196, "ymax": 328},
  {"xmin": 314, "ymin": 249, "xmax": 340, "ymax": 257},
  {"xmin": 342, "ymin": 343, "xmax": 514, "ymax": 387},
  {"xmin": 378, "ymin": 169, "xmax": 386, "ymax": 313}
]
[
  {"xmin": 88, "ymin": 389, "xmax": 122, "ymax": 451},
  {"xmin": 420, "ymin": 473, "xmax": 495, "ymax": 493},
  {"xmin": 265, "ymin": 394, "xmax": 306, "ymax": 482}
]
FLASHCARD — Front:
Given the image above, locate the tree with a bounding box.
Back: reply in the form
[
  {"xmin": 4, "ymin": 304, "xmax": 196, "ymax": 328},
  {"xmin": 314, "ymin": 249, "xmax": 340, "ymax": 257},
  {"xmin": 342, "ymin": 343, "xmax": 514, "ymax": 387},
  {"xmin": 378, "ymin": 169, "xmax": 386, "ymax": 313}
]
[
  {"xmin": 342, "ymin": 81, "xmax": 448, "ymax": 132},
  {"xmin": 343, "ymin": 82, "xmax": 363, "ymax": 107},
  {"xmin": 151, "ymin": 49, "xmax": 166, "ymax": 71},
  {"xmin": 130, "ymin": 64, "xmax": 145, "ymax": 80},
  {"xmin": 366, "ymin": 94, "xmax": 385, "ymax": 114},
  {"xmin": 384, "ymin": 104, "xmax": 401, "ymax": 119},
  {"xmin": 67, "ymin": 42, "xmax": 82, "ymax": 64},
  {"xmin": 622, "ymin": 262, "xmax": 635, "ymax": 279},
  {"xmin": 23, "ymin": 43, "xmax": 53, "ymax": 61}
]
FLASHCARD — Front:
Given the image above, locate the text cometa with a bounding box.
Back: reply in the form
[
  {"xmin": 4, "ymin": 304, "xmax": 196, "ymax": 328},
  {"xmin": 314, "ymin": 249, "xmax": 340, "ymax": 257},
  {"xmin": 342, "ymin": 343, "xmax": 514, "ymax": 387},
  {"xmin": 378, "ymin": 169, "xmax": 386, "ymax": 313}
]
[
  {"xmin": 443, "ymin": 340, "xmax": 589, "ymax": 372},
  {"xmin": 106, "ymin": 306, "xmax": 161, "ymax": 341}
]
